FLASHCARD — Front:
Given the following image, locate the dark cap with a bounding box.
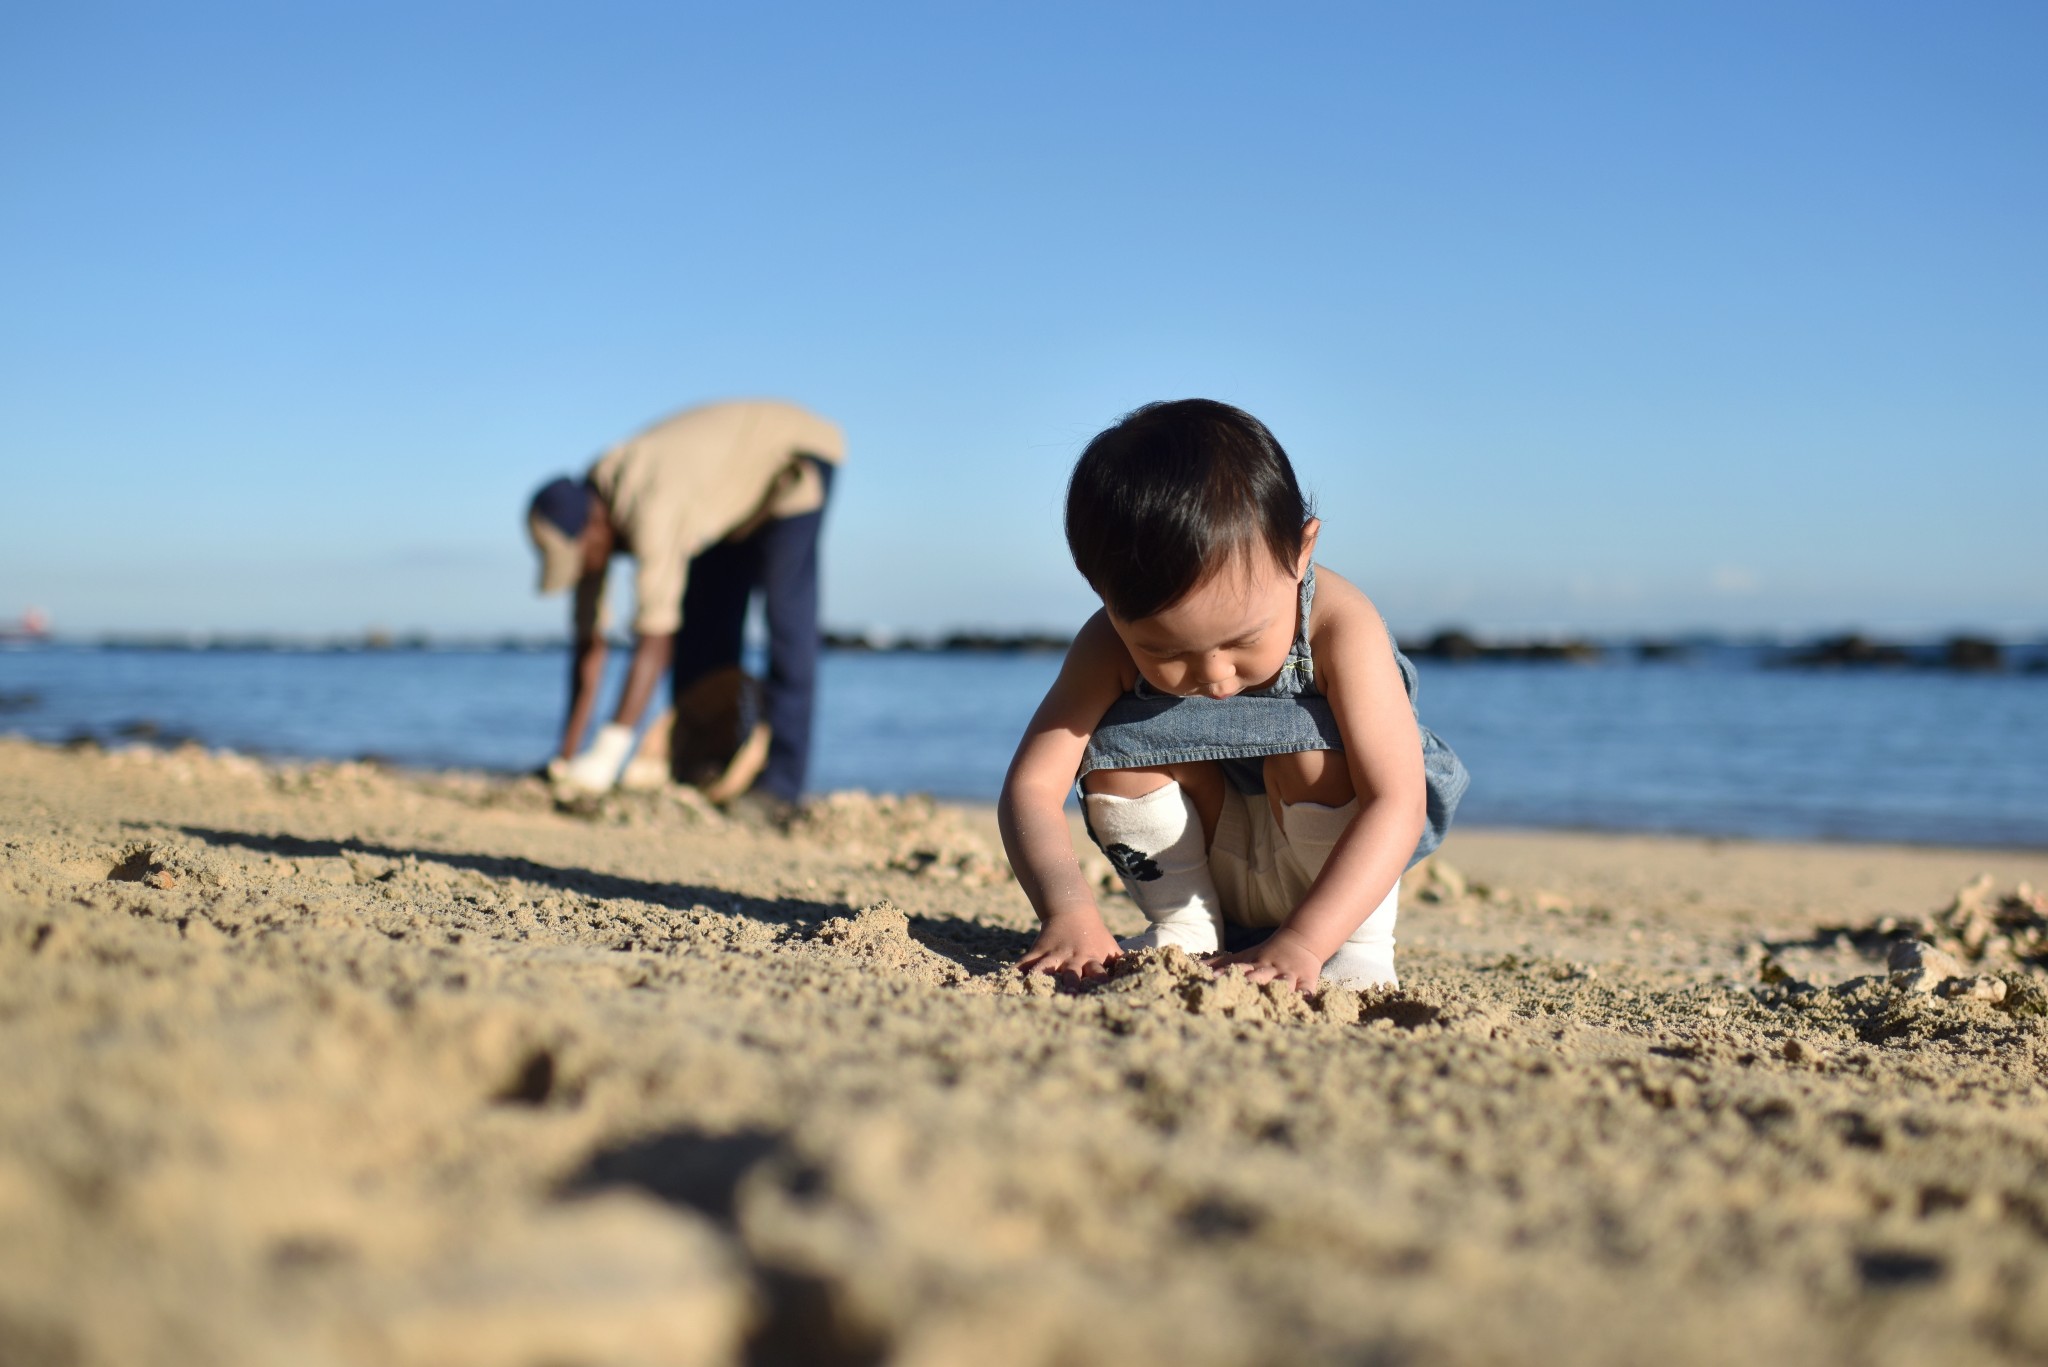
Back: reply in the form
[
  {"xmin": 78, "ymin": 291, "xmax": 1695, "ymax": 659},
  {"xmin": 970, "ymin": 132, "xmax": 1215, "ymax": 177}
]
[
  {"xmin": 526, "ymin": 477, "xmax": 593, "ymax": 594},
  {"xmin": 529, "ymin": 476, "xmax": 591, "ymax": 537}
]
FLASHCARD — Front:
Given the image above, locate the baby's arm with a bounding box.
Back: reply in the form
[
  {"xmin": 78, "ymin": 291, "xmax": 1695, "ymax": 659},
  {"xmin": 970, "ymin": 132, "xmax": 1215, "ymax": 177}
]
[
  {"xmin": 1000, "ymin": 612, "xmax": 1131, "ymax": 981},
  {"xmin": 1220, "ymin": 572, "xmax": 1427, "ymax": 991}
]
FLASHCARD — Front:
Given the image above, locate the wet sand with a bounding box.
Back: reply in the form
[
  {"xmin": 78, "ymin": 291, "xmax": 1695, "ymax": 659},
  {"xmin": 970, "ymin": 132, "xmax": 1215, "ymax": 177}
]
[{"xmin": 4, "ymin": 735, "xmax": 2048, "ymax": 1366}]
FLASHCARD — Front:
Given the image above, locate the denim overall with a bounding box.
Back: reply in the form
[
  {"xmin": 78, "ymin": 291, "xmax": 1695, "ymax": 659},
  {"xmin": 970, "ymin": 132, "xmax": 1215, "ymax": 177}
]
[{"xmin": 1077, "ymin": 565, "xmax": 1469, "ymax": 868}]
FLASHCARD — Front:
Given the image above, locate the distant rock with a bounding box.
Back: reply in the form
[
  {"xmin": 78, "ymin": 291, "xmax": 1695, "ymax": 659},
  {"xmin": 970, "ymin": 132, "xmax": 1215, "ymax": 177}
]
[
  {"xmin": 1403, "ymin": 631, "xmax": 1603, "ymax": 664},
  {"xmin": 937, "ymin": 630, "xmax": 1071, "ymax": 654},
  {"xmin": 1943, "ymin": 636, "xmax": 2003, "ymax": 672},
  {"xmin": 1784, "ymin": 634, "xmax": 1913, "ymax": 668},
  {"xmin": 1415, "ymin": 630, "xmax": 1482, "ymax": 661},
  {"xmin": 821, "ymin": 628, "xmax": 1071, "ymax": 654},
  {"xmin": 1780, "ymin": 632, "xmax": 2017, "ymax": 673}
]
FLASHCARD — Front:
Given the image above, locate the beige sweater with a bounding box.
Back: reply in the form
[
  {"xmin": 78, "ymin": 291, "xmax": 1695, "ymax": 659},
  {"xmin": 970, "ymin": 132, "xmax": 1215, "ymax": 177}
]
[{"xmin": 584, "ymin": 399, "xmax": 844, "ymax": 636}]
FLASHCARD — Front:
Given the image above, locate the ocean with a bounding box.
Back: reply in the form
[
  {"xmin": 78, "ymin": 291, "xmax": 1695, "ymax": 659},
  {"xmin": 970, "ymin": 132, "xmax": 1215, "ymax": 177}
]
[{"xmin": 3, "ymin": 643, "xmax": 2045, "ymax": 849}]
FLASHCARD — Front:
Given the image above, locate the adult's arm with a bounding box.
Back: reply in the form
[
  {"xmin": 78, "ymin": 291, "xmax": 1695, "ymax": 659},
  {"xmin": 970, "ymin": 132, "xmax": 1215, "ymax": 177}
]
[
  {"xmin": 609, "ymin": 632, "xmax": 676, "ymax": 730},
  {"xmin": 557, "ymin": 553, "xmax": 616, "ymax": 761},
  {"xmin": 559, "ymin": 632, "xmax": 608, "ymax": 760}
]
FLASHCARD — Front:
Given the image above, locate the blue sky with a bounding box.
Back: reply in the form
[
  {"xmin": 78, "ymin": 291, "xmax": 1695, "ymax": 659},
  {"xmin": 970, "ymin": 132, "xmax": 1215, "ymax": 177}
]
[{"xmin": 3, "ymin": 1, "xmax": 2043, "ymax": 639}]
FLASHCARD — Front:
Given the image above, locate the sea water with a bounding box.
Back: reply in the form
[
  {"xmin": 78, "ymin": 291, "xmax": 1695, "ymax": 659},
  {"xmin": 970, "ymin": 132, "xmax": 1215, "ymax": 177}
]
[{"xmin": 2, "ymin": 644, "xmax": 2045, "ymax": 849}]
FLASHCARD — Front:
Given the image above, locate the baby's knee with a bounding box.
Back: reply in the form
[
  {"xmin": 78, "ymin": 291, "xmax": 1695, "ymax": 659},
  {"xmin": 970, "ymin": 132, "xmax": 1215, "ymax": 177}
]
[
  {"xmin": 1082, "ymin": 760, "xmax": 1222, "ymax": 800},
  {"xmin": 1081, "ymin": 764, "xmax": 1177, "ymax": 799},
  {"xmin": 1263, "ymin": 748, "xmax": 1353, "ymax": 807}
]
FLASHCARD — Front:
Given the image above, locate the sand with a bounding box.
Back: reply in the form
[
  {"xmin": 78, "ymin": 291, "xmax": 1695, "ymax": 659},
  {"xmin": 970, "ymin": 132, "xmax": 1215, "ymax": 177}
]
[{"xmin": 4, "ymin": 735, "xmax": 2048, "ymax": 1367}]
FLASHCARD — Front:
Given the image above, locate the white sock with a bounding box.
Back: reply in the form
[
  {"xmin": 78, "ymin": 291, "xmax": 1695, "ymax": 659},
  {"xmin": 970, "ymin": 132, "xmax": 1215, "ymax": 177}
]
[
  {"xmin": 1083, "ymin": 783, "xmax": 1223, "ymax": 955},
  {"xmin": 1281, "ymin": 800, "xmax": 1399, "ymax": 989},
  {"xmin": 1321, "ymin": 883, "xmax": 1399, "ymax": 989}
]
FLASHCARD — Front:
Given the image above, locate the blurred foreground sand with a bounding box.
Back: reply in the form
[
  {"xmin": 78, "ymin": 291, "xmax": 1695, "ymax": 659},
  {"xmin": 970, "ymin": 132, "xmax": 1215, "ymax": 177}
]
[{"xmin": 4, "ymin": 736, "xmax": 2048, "ymax": 1367}]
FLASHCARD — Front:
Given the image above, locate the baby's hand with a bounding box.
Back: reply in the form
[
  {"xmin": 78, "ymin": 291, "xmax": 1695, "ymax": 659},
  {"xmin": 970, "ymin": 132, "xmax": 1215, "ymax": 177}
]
[
  {"xmin": 1018, "ymin": 912, "xmax": 1122, "ymax": 983},
  {"xmin": 1206, "ymin": 928, "xmax": 1323, "ymax": 994}
]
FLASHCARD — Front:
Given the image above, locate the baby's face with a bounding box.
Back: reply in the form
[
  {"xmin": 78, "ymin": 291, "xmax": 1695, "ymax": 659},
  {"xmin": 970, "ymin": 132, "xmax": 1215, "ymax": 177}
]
[{"xmin": 1106, "ymin": 546, "xmax": 1308, "ymax": 700}]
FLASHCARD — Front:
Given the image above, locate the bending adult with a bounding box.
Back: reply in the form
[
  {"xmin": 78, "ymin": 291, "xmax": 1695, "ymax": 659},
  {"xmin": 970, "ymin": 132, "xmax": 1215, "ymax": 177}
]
[{"xmin": 525, "ymin": 399, "xmax": 843, "ymax": 810}]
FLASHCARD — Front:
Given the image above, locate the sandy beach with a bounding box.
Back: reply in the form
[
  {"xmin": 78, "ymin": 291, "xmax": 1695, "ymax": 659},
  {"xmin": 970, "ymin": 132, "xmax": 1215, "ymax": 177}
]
[{"xmin": 4, "ymin": 735, "xmax": 2048, "ymax": 1367}]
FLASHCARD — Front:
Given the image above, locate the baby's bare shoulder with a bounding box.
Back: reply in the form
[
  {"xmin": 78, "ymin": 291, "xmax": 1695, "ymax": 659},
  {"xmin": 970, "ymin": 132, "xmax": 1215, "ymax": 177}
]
[
  {"xmin": 1307, "ymin": 569, "xmax": 1397, "ymax": 691},
  {"xmin": 1307, "ymin": 568, "xmax": 1382, "ymax": 635},
  {"xmin": 1068, "ymin": 609, "xmax": 1140, "ymax": 692}
]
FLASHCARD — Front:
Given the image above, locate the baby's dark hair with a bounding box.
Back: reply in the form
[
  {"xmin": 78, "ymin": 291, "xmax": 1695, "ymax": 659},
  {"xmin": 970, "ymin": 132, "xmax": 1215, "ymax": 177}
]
[{"xmin": 1065, "ymin": 399, "xmax": 1313, "ymax": 621}]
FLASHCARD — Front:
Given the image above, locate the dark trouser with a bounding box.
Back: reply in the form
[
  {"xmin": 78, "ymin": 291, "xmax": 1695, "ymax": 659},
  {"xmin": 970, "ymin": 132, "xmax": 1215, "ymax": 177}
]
[{"xmin": 671, "ymin": 459, "xmax": 833, "ymax": 802}]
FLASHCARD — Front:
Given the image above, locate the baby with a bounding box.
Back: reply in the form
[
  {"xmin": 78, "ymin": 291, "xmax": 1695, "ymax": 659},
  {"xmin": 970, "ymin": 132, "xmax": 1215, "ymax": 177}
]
[{"xmin": 999, "ymin": 399, "xmax": 1468, "ymax": 991}]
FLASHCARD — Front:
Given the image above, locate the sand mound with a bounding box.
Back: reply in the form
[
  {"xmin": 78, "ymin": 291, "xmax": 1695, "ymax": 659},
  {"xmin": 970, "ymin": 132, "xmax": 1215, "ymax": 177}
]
[{"xmin": 4, "ymin": 737, "xmax": 2048, "ymax": 1365}]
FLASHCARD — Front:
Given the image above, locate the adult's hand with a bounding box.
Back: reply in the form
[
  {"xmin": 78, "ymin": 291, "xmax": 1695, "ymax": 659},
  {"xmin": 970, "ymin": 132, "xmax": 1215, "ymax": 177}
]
[{"xmin": 556, "ymin": 723, "xmax": 635, "ymax": 795}]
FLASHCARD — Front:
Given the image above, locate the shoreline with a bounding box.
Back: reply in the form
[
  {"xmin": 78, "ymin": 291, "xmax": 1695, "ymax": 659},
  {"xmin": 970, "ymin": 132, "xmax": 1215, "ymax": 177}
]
[
  {"xmin": 17, "ymin": 732, "xmax": 2048, "ymax": 860},
  {"xmin": 5, "ymin": 735, "xmax": 2048, "ymax": 1365}
]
